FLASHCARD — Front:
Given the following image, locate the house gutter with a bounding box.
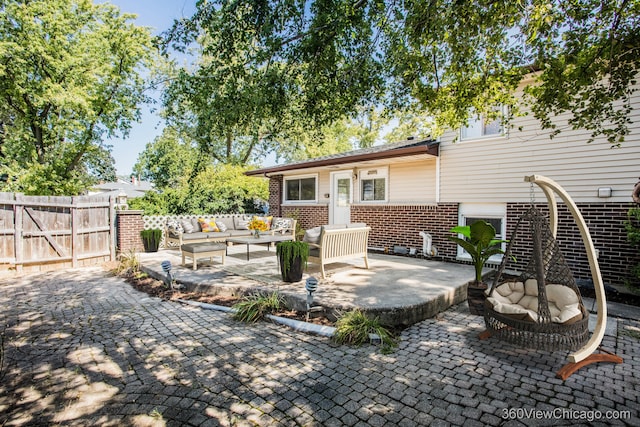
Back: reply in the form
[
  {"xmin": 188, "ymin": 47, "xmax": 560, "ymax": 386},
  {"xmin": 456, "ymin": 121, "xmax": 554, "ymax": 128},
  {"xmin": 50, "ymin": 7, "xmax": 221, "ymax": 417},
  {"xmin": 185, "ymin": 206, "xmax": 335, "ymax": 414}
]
[{"xmin": 245, "ymin": 142, "xmax": 439, "ymax": 176}]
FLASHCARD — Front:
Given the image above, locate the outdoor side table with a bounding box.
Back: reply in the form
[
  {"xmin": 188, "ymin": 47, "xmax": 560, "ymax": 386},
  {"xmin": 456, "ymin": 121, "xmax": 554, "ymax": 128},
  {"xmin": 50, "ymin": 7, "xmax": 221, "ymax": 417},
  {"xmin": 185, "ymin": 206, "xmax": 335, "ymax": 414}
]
[{"xmin": 181, "ymin": 242, "xmax": 227, "ymax": 270}]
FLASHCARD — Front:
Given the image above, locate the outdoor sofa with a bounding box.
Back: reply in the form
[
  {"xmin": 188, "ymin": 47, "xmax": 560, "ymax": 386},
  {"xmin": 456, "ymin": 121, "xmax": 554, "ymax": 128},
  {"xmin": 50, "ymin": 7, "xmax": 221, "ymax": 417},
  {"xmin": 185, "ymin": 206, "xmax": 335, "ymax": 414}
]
[
  {"xmin": 165, "ymin": 215, "xmax": 296, "ymax": 247},
  {"xmin": 303, "ymin": 223, "xmax": 370, "ymax": 278}
]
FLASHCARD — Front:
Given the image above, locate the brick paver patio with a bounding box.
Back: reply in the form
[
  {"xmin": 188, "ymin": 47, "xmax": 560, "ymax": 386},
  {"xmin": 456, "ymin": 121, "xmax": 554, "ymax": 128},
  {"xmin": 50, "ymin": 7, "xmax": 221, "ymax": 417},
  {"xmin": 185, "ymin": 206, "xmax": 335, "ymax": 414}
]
[{"xmin": 0, "ymin": 268, "xmax": 638, "ymax": 426}]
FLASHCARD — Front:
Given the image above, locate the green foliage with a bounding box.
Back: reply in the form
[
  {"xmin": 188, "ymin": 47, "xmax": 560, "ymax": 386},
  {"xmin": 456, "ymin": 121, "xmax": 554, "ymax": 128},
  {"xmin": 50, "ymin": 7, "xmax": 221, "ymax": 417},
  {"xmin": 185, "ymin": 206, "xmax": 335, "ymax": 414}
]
[
  {"xmin": 127, "ymin": 164, "xmax": 268, "ymax": 215},
  {"xmin": 232, "ymin": 292, "xmax": 284, "ymax": 323},
  {"xmin": 128, "ymin": 191, "xmax": 170, "ymax": 215},
  {"xmin": 114, "ymin": 250, "xmax": 140, "ymax": 276},
  {"xmin": 0, "ymin": 0, "xmax": 156, "ymax": 195},
  {"xmin": 165, "ymin": 0, "xmax": 639, "ymax": 153},
  {"xmin": 448, "ymin": 221, "xmax": 508, "ymax": 283},
  {"xmin": 624, "ymin": 208, "xmax": 640, "ymax": 284},
  {"xmin": 276, "ymin": 241, "xmax": 309, "ymax": 277},
  {"xmin": 133, "ymin": 126, "xmax": 198, "ymax": 189},
  {"xmin": 333, "ymin": 310, "xmax": 398, "ymax": 353}
]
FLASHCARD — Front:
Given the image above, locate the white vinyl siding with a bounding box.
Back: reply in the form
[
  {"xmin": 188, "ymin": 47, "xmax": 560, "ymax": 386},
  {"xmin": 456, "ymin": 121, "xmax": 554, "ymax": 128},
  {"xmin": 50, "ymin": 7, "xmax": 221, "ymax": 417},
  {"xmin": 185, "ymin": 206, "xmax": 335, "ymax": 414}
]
[
  {"xmin": 439, "ymin": 82, "xmax": 640, "ymax": 204},
  {"xmin": 388, "ymin": 160, "xmax": 437, "ymax": 203}
]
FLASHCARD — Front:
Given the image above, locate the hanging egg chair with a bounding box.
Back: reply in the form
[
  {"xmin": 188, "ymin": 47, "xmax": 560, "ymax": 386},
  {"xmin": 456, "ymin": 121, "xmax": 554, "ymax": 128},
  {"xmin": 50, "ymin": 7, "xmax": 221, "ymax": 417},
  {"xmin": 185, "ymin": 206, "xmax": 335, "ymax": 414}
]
[{"xmin": 480, "ymin": 175, "xmax": 622, "ymax": 380}]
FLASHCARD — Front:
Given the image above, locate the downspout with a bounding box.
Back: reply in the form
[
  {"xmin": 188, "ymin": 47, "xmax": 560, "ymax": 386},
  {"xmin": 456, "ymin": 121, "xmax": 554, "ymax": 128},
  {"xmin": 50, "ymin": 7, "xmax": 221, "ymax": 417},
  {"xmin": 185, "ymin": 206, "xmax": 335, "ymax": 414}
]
[{"xmin": 435, "ymin": 146, "xmax": 441, "ymax": 203}]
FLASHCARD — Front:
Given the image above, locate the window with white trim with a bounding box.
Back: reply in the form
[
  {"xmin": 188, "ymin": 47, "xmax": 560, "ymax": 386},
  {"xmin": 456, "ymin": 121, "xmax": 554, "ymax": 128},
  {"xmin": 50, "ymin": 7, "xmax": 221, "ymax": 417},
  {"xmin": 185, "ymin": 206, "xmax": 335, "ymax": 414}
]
[
  {"xmin": 359, "ymin": 168, "xmax": 388, "ymax": 202},
  {"xmin": 284, "ymin": 175, "xmax": 317, "ymax": 203},
  {"xmin": 456, "ymin": 204, "xmax": 507, "ymax": 264},
  {"xmin": 461, "ymin": 106, "xmax": 506, "ymax": 140}
]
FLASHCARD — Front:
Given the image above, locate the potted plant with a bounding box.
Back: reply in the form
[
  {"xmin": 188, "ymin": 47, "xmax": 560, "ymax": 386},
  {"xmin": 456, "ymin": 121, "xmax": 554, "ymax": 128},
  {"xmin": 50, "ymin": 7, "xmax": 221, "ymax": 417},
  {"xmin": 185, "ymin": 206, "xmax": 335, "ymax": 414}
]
[
  {"xmin": 276, "ymin": 240, "xmax": 309, "ymax": 282},
  {"xmin": 448, "ymin": 221, "xmax": 508, "ymax": 315},
  {"xmin": 140, "ymin": 228, "xmax": 162, "ymax": 252}
]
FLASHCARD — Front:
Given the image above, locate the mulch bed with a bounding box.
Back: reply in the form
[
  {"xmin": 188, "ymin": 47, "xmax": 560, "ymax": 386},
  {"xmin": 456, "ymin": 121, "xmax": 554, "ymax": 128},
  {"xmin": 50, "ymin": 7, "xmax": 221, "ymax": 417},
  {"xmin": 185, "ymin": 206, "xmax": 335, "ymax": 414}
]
[{"xmin": 116, "ymin": 269, "xmax": 334, "ymax": 326}]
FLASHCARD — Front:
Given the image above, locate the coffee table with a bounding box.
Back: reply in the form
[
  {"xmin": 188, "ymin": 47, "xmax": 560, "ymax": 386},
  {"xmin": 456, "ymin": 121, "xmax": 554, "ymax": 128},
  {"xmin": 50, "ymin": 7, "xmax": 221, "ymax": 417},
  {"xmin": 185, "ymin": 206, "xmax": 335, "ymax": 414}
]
[{"xmin": 226, "ymin": 234, "xmax": 295, "ymax": 261}]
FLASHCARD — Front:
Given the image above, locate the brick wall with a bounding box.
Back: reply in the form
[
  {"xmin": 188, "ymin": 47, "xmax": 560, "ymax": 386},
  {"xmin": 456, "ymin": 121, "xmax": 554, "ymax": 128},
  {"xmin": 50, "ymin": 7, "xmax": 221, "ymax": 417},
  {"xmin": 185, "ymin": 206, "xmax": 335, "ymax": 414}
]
[
  {"xmin": 268, "ymin": 175, "xmax": 283, "ymax": 217},
  {"xmin": 281, "ymin": 205, "xmax": 329, "ymax": 231},
  {"xmin": 116, "ymin": 210, "xmax": 144, "ymax": 253},
  {"xmin": 505, "ymin": 202, "xmax": 638, "ymax": 287},
  {"xmin": 351, "ymin": 204, "xmax": 459, "ymax": 258}
]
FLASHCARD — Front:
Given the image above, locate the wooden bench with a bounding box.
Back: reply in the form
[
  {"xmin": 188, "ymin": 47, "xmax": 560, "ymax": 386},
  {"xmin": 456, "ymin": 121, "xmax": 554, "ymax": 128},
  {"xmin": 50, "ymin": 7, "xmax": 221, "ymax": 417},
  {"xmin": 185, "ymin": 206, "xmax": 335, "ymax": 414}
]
[
  {"xmin": 181, "ymin": 242, "xmax": 226, "ymax": 270},
  {"xmin": 307, "ymin": 225, "xmax": 370, "ymax": 278}
]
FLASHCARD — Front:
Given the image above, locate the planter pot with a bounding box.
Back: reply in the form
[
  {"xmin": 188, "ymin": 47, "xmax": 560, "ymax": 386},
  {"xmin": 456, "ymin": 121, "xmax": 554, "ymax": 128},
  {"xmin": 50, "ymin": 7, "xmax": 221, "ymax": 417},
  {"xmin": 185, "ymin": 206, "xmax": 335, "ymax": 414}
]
[
  {"xmin": 279, "ymin": 255, "xmax": 304, "ymax": 282},
  {"xmin": 142, "ymin": 236, "xmax": 160, "ymax": 252},
  {"xmin": 467, "ymin": 281, "xmax": 488, "ymax": 316},
  {"xmin": 141, "ymin": 229, "xmax": 162, "ymax": 253}
]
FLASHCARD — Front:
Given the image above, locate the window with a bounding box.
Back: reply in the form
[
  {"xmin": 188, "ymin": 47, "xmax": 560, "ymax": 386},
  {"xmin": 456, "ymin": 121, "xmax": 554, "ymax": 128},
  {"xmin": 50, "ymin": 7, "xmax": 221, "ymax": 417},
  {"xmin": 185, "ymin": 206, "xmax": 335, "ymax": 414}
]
[
  {"xmin": 456, "ymin": 204, "xmax": 507, "ymax": 263},
  {"xmin": 461, "ymin": 106, "xmax": 506, "ymax": 140},
  {"xmin": 284, "ymin": 175, "xmax": 317, "ymax": 202},
  {"xmin": 359, "ymin": 168, "xmax": 387, "ymax": 202}
]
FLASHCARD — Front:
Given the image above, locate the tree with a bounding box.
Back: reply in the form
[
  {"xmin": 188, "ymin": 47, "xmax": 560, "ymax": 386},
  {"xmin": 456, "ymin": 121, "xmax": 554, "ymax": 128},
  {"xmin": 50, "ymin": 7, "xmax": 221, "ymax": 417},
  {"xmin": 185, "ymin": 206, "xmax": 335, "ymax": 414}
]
[
  {"xmin": 133, "ymin": 126, "xmax": 198, "ymax": 189},
  {"xmin": 163, "ymin": 0, "xmax": 389, "ymax": 165},
  {"xmin": 166, "ymin": 0, "xmax": 639, "ymax": 153},
  {"xmin": 129, "ymin": 163, "xmax": 269, "ymax": 215},
  {"xmin": 0, "ymin": 0, "xmax": 156, "ymax": 195}
]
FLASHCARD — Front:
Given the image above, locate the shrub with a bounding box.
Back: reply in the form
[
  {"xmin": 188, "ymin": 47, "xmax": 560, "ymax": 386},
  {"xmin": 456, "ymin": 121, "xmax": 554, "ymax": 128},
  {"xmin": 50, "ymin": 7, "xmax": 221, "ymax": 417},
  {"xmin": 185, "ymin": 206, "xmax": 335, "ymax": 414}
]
[
  {"xmin": 333, "ymin": 310, "xmax": 398, "ymax": 353},
  {"xmin": 232, "ymin": 292, "xmax": 284, "ymax": 323},
  {"xmin": 624, "ymin": 207, "xmax": 640, "ymax": 288},
  {"xmin": 114, "ymin": 250, "xmax": 140, "ymax": 276}
]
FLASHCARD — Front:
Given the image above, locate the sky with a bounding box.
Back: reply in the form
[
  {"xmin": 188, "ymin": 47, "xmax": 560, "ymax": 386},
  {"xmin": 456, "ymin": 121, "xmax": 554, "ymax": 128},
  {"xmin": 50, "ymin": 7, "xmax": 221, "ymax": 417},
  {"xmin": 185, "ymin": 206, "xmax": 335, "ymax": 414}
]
[{"xmin": 102, "ymin": 0, "xmax": 197, "ymax": 176}]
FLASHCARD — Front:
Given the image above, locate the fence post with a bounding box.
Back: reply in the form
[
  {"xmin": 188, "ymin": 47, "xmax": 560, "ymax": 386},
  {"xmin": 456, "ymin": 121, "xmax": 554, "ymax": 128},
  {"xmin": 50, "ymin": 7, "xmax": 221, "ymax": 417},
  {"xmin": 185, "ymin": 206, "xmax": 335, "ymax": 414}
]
[
  {"xmin": 13, "ymin": 193, "xmax": 23, "ymax": 273},
  {"xmin": 109, "ymin": 197, "xmax": 116, "ymax": 261},
  {"xmin": 71, "ymin": 196, "xmax": 78, "ymax": 268}
]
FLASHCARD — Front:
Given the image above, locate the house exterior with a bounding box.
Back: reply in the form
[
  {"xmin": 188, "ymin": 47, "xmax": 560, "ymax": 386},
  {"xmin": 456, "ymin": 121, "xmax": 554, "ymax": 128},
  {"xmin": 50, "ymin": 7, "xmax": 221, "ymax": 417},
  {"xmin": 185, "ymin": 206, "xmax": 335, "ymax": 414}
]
[
  {"xmin": 246, "ymin": 79, "xmax": 640, "ymax": 287},
  {"xmin": 88, "ymin": 176, "xmax": 154, "ymax": 202}
]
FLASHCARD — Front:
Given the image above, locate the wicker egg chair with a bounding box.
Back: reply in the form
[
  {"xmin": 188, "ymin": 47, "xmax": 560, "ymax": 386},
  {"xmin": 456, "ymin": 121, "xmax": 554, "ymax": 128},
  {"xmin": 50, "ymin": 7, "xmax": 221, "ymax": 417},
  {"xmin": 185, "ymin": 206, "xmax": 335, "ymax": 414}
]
[{"xmin": 480, "ymin": 175, "xmax": 622, "ymax": 380}]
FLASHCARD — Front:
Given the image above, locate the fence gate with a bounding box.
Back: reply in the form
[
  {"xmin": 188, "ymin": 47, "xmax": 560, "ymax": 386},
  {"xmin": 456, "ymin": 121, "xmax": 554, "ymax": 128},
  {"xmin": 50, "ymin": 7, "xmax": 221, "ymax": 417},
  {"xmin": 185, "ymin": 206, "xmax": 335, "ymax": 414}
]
[{"xmin": 0, "ymin": 193, "xmax": 115, "ymax": 273}]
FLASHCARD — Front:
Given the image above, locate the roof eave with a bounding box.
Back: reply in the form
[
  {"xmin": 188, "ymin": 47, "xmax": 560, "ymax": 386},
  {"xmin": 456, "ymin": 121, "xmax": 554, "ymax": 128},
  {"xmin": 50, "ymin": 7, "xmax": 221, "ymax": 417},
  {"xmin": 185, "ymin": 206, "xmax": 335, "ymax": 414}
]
[{"xmin": 246, "ymin": 142, "xmax": 439, "ymax": 176}]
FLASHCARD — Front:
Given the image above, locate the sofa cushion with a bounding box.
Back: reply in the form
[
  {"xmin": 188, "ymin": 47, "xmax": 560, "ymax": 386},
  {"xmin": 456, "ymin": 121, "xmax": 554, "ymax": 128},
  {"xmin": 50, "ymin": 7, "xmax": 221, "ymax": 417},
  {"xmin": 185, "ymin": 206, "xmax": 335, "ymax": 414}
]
[
  {"xmin": 181, "ymin": 219, "xmax": 195, "ymax": 233},
  {"xmin": 487, "ymin": 281, "xmax": 582, "ymax": 324},
  {"xmin": 234, "ymin": 216, "xmax": 250, "ymax": 230},
  {"xmin": 347, "ymin": 222, "xmax": 368, "ymax": 228},
  {"xmin": 227, "ymin": 230, "xmax": 253, "ymax": 237},
  {"xmin": 303, "ymin": 226, "xmax": 322, "ymax": 244},
  {"xmin": 323, "ymin": 224, "xmax": 347, "ymax": 231},
  {"xmin": 215, "ymin": 218, "xmax": 228, "ymax": 233},
  {"xmin": 181, "ymin": 231, "xmax": 230, "ymax": 241},
  {"xmin": 216, "ymin": 217, "xmax": 234, "ymax": 232}
]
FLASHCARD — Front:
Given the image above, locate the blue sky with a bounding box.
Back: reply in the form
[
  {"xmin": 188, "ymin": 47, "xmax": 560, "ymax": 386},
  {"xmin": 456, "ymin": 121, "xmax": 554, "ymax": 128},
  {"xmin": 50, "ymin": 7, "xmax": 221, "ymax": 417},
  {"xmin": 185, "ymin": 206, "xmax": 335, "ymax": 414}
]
[{"xmin": 102, "ymin": 0, "xmax": 197, "ymax": 176}]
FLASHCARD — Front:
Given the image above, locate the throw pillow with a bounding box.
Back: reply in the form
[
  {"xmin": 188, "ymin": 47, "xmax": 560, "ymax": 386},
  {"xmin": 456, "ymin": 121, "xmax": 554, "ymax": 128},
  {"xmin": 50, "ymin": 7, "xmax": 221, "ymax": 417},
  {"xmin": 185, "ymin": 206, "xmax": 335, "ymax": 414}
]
[
  {"xmin": 235, "ymin": 216, "xmax": 250, "ymax": 230},
  {"xmin": 198, "ymin": 218, "xmax": 219, "ymax": 233},
  {"xmin": 181, "ymin": 219, "xmax": 195, "ymax": 234},
  {"xmin": 302, "ymin": 226, "xmax": 322, "ymax": 244},
  {"xmin": 272, "ymin": 218, "xmax": 292, "ymax": 234},
  {"xmin": 166, "ymin": 219, "xmax": 184, "ymax": 234},
  {"xmin": 191, "ymin": 218, "xmax": 201, "ymax": 232},
  {"xmin": 215, "ymin": 220, "xmax": 228, "ymax": 232}
]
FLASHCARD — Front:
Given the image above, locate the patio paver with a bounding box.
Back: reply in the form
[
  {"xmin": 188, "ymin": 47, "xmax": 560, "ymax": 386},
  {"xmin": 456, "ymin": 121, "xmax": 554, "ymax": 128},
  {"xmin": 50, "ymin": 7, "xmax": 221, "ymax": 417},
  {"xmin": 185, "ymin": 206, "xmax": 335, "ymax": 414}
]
[{"xmin": 0, "ymin": 267, "xmax": 638, "ymax": 426}]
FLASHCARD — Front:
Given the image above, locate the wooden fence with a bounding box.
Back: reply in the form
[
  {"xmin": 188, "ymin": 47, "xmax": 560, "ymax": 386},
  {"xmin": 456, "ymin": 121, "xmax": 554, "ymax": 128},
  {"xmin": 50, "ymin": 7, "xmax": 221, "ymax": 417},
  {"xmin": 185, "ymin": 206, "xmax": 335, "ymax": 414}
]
[{"xmin": 0, "ymin": 193, "xmax": 115, "ymax": 273}]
